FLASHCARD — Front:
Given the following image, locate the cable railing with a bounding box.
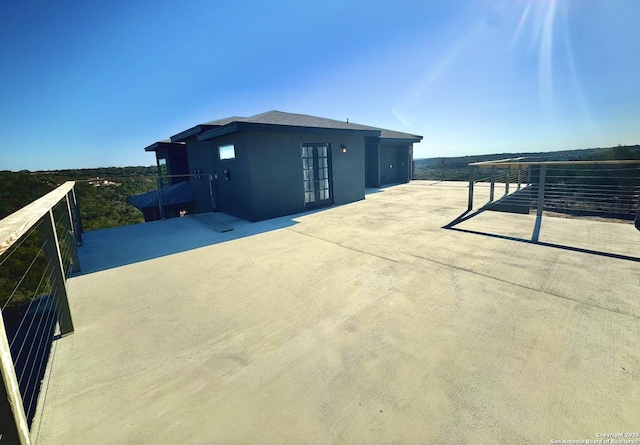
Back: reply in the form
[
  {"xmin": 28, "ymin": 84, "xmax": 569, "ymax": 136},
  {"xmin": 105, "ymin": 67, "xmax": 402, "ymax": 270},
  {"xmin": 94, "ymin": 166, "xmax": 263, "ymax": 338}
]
[
  {"xmin": 0, "ymin": 182, "xmax": 81, "ymax": 445},
  {"xmin": 466, "ymin": 159, "xmax": 640, "ymax": 227}
]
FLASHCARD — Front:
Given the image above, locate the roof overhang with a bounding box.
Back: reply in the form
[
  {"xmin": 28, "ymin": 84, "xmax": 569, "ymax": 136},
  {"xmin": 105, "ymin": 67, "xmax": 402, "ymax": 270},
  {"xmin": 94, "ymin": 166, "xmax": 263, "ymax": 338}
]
[
  {"xmin": 198, "ymin": 122, "xmax": 381, "ymax": 141},
  {"xmin": 143, "ymin": 141, "xmax": 186, "ymax": 152},
  {"xmin": 379, "ymin": 137, "xmax": 423, "ymax": 144},
  {"xmin": 128, "ymin": 182, "xmax": 194, "ymax": 210},
  {"xmin": 170, "ymin": 125, "xmax": 215, "ymax": 142}
]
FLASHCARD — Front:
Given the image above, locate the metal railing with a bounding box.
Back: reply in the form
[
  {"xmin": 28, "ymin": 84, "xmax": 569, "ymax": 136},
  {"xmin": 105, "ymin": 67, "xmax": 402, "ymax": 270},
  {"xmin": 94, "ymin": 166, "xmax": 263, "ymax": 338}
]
[
  {"xmin": 467, "ymin": 159, "xmax": 640, "ymax": 224},
  {"xmin": 0, "ymin": 182, "xmax": 81, "ymax": 445}
]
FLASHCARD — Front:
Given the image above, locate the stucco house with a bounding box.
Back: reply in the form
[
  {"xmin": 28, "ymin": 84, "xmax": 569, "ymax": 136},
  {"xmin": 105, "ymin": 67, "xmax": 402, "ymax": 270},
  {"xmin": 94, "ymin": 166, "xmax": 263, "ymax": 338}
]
[{"xmin": 132, "ymin": 110, "xmax": 422, "ymax": 222}]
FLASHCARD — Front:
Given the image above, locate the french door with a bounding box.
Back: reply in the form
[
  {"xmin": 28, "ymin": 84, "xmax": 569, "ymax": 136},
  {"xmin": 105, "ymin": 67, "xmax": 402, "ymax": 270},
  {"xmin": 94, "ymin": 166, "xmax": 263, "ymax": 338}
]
[{"xmin": 301, "ymin": 143, "xmax": 332, "ymax": 209}]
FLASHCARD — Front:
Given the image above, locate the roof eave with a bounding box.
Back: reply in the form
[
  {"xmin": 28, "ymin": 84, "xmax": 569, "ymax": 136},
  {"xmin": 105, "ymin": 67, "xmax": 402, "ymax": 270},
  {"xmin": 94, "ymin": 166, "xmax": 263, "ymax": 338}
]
[
  {"xmin": 198, "ymin": 122, "xmax": 381, "ymax": 141},
  {"xmin": 170, "ymin": 125, "xmax": 215, "ymax": 142},
  {"xmin": 198, "ymin": 123, "xmax": 240, "ymax": 141},
  {"xmin": 379, "ymin": 136, "xmax": 423, "ymax": 144},
  {"xmin": 143, "ymin": 141, "xmax": 186, "ymax": 152}
]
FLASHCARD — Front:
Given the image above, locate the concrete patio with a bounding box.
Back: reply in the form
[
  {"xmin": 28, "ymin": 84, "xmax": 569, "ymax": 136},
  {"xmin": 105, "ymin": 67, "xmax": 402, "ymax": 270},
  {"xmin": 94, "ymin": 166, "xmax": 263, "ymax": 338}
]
[{"xmin": 33, "ymin": 181, "xmax": 640, "ymax": 445}]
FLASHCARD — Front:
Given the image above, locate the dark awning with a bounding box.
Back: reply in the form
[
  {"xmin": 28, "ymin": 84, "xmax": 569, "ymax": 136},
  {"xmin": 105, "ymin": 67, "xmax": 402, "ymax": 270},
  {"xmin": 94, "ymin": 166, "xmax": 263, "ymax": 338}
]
[{"xmin": 128, "ymin": 181, "xmax": 194, "ymax": 210}]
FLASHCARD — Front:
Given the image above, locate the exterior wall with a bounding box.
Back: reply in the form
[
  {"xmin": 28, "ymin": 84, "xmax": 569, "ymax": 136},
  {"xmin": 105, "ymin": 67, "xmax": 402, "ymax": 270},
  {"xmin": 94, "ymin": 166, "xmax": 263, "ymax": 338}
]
[
  {"xmin": 167, "ymin": 148, "xmax": 189, "ymax": 184},
  {"xmin": 408, "ymin": 145, "xmax": 414, "ymax": 180},
  {"xmin": 186, "ymin": 134, "xmax": 254, "ymax": 220},
  {"xmin": 364, "ymin": 137, "xmax": 380, "ymax": 188},
  {"xmin": 244, "ymin": 132, "xmax": 305, "ymax": 221},
  {"xmin": 379, "ymin": 144, "xmax": 411, "ymax": 185},
  {"xmin": 185, "ymin": 137, "xmax": 217, "ymax": 214},
  {"xmin": 245, "ymin": 131, "xmax": 366, "ymax": 222},
  {"xmin": 331, "ymin": 134, "xmax": 366, "ymax": 205},
  {"xmin": 154, "ymin": 147, "xmax": 189, "ymax": 185},
  {"xmin": 211, "ymin": 133, "xmax": 254, "ymax": 220}
]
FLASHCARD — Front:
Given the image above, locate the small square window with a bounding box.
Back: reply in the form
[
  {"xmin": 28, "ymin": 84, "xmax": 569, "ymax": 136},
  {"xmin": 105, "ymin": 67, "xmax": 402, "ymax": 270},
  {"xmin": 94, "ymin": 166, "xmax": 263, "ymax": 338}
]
[{"xmin": 219, "ymin": 144, "xmax": 235, "ymax": 160}]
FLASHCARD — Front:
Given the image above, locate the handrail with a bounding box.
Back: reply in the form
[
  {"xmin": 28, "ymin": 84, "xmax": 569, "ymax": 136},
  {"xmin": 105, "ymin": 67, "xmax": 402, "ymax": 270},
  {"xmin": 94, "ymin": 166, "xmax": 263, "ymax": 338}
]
[
  {"xmin": 467, "ymin": 157, "xmax": 525, "ymax": 166},
  {"xmin": 466, "ymin": 159, "xmax": 640, "ymax": 231},
  {"xmin": 0, "ymin": 181, "xmax": 81, "ymax": 445},
  {"xmin": 469, "ymin": 159, "xmax": 640, "ymax": 167},
  {"xmin": 0, "ymin": 182, "xmax": 75, "ymax": 258}
]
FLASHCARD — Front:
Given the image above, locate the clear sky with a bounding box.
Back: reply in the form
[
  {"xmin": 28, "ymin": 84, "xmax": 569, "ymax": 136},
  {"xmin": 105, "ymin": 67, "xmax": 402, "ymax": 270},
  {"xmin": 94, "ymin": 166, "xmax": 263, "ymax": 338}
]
[{"xmin": 1, "ymin": 0, "xmax": 639, "ymax": 171}]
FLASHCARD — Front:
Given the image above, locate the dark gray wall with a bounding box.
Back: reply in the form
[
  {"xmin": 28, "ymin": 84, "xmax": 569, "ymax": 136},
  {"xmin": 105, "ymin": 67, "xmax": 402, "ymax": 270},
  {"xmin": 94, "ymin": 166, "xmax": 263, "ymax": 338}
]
[
  {"xmin": 379, "ymin": 144, "xmax": 411, "ymax": 185},
  {"xmin": 211, "ymin": 133, "xmax": 254, "ymax": 220},
  {"xmin": 184, "ymin": 130, "xmax": 367, "ymax": 222},
  {"xmin": 331, "ymin": 134, "xmax": 365, "ymax": 205},
  {"xmin": 185, "ymin": 138, "xmax": 216, "ymax": 214},
  {"xmin": 156, "ymin": 146, "xmax": 190, "ymax": 185},
  {"xmin": 364, "ymin": 137, "xmax": 380, "ymax": 188},
  {"xmin": 245, "ymin": 131, "xmax": 366, "ymax": 221},
  {"xmin": 186, "ymin": 134, "xmax": 254, "ymax": 220},
  {"xmin": 167, "ymin": 148, "xmax": 189, "ymax": 184},
  {"xmin": 245, "ymin": 132, "xmax": 305, "ymax": 221},
  {"xmin": 408, "ymin": 145, "xmax": 413, "ymax": 180}
]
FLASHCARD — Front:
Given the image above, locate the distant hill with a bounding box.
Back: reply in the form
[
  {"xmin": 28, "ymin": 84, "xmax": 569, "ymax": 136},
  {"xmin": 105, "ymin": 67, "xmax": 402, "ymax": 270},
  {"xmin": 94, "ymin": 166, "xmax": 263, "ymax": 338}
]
[
  {"xmin": 0, "ymin": 166, "xmax": 163, "ymax": 307},
  {"xmin": 413, "ymin": 145, "xmax": 640, "ymax": 180},
  {"xmin": 2, "ymin": 144, "xmax": 639, "ymax": 226},
  {"xmin": 0, "ymin": 166, "xmax": 158, "ymax": 230}
]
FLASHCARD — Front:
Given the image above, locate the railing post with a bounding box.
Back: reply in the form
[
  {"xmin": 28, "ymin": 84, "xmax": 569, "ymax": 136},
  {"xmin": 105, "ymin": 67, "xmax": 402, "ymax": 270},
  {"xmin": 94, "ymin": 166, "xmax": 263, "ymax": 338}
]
[
  {"xmin": 0, "ymin": 310, "xmax": 31, "ymax": 445},
  {"xmin": 635, "ymin": 193, "xmax": 640, "ymax": 231},
  {"xmin": 208, "ymin": 174, "xmax": 216, "ymax": 212},
  {"xmin": 64, "ymin": 192, "xmax": 81, "ymax": 274},
  {"xmin": 70, "ymin": 187, "xmax": 83, "ymax": 246},
  {"xmin": 156, "ymin": 178, "xmax": 165, "ymax": 220},
  {"xmin": 537, "ymin": 165, "xmax": 547, "ymax": 217},
  {"xmin": 489, "ymin": 166, "xmax": 496, "ymax": 202},
  {"xmin": 467, "ymin": 166, "xmax": 475, "ymax": 211},
  {"xmin": 505, "ymin": 166, "xmax": 511, "ymax": 195},
  {"xmin": 517, "ymin": 167, "xmax": 522, "ymax": 190},
  {"xmin": 37, "ymin": 210, "xmax": 74, "ymax": 336}
]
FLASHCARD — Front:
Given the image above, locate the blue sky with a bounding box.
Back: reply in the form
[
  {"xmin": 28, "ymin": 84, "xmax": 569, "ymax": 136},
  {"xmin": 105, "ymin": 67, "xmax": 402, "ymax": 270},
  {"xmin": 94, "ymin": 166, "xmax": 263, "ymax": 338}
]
[{"xmin": 1, "ymin": 0, "xmax": 639, "ymax": 171}]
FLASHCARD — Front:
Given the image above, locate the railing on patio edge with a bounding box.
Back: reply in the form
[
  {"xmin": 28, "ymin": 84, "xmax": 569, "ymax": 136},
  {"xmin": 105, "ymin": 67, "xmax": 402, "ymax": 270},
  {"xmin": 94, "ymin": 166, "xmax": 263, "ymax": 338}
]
[
  {"xmin": 466, "ymin": 158, "xmax": 640, "ymax": 228},
  {"xmin": 0, "ymin": 182, "xmax": 81, "ymax": 445}
]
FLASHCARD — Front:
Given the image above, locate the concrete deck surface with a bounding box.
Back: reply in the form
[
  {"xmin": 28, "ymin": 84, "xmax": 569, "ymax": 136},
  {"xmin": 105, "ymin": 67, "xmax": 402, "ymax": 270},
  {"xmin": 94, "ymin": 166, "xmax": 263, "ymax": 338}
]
[{"xmin": 34, "ymin": 181, "xmax": 640, "ymax": 445}]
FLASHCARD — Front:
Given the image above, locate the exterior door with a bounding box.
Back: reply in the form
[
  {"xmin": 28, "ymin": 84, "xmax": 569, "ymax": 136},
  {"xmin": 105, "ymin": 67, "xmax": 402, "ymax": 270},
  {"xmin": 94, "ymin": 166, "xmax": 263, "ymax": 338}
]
[{"xmin": 302, "ymin": 143, "xmax": 332, "ymax": 209}]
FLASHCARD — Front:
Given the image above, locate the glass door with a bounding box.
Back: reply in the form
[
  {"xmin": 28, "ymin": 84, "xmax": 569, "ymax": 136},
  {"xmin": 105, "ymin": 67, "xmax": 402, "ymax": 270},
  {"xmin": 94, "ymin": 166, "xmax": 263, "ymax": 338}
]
[{"xmin": 301, "ymin": 143, "xmax": 332, "ymax": 209}]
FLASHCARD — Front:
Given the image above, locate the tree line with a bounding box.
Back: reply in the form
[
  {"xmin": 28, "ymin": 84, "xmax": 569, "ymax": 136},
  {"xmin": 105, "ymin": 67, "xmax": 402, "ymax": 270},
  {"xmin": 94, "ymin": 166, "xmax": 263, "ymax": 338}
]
[
  {"xmin": 0, "ymin": 166, "xmax": 158, "ymax": 308},
  {"xmin": 412, "ymin": 145, "xmax": 640, "ymax": 181}
]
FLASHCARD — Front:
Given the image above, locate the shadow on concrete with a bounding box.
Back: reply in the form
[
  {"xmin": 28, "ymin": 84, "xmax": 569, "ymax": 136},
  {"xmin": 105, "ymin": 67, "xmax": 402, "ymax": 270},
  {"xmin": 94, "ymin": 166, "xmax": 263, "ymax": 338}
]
[
  {"xmin": 532, "ymin": 215, "xmax": 542, "ymax": 242},
  {"xmin": 365, "ymin": 184, "xmax": 403, "ymax": 195},
  {"xmin": 446, "ymin": 224, "xmax": 640, "ymax": 263},
  {"xmin": 74, "ymin": 212, "xmax": 314, "ymax": 275},
  {"xmin": 442, "ymin": 208, "xmax": 486, "ymax": 229},
  {"xmin": 444, "ymin": 208, "xmax": 640, "ymax": 262}
]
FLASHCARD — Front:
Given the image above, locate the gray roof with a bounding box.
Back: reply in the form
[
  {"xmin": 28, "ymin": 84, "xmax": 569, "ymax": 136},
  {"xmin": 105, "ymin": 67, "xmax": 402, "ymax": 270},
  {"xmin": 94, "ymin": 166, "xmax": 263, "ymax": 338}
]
[
  {"xmin": 377, "ymin": 128, "xmax": 423, "ymax": 140},
  {"xmin": 166, "ymin": 110, "xmax": 422, "ymax": 144},
  {"xmin": 128, "ymin": 181, "xmax": 194, "ymax": 210},
  {"xmin": 236, "ymin": 110, "xmax": 378, "ymax": 131},
  {"xmin": 245, "ymin": 111, "xmax": 422, "ymax": 140},
  {"xmin": 200, "ymin": 110, "xmax": 422, "ymax": 141},
  {"xmin": 202, "ymin": 116, "xmax": 246, "ymax": 126}
]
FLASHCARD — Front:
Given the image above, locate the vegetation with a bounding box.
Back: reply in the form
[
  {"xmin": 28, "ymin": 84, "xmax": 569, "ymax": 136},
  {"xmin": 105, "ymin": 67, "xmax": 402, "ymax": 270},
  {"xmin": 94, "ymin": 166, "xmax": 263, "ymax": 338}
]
[
  {"xmin": 0, "ymin": 166, "xmax": 158, "ymax": 229},
  {"xmin": 0, "ymin": 166, "xmax": 157, "ymax": 308},
  {"xmin": 412, "ymin": 145, "xmax": 640, "ymax": 181}
]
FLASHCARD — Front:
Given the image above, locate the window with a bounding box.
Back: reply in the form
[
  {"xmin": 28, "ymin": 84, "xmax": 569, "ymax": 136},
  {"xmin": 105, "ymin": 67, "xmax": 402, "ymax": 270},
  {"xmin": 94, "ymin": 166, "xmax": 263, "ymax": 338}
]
[
  {"xmin": 219, "ymin": 144, "xmax": 235, "ymax": 160},
  {"xmin": 157, "ymin": 158, "xmax": 168, "ymax": 187}
]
